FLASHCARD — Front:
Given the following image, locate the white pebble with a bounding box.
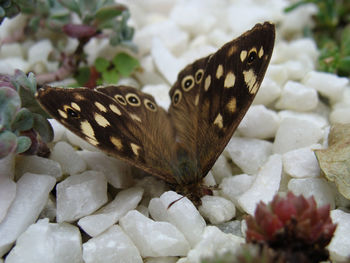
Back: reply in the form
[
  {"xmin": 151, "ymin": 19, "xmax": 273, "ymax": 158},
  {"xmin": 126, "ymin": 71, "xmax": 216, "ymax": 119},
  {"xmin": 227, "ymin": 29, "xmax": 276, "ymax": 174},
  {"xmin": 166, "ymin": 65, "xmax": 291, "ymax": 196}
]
[
  {"xmin": 273, "ymin": 118, "xmax": 324, "ymax": 154},
  {"xmin": 330, "ymin": 107, "xmax": 350, "ymax": 124},
  {"xmin": 0, "ymin": 57, "xmax": 29, "ymax": 74},
  {"xmin": 237, "ymin": 154, "xmax": 282, "ymax": 215},
  {"xmin": 328, "ymin": 209, "xmax": 350, "ymax": 262},
  {"xmin": 186, "ymin": 226, "xmax": 244, "ymax": 263},
  {"xmin": 135, "ymin": 55, "xmax": 166, "ymax": 86},
  {"xmin": 0, "ymin": 43, "xmax": 23, "ymax": 58},
  {"xmin": 27, "ymin": 39, "xmax": 53, "ymax": 65},
  {"xmin": 199, "ymin": 196, "xmax": 235, "ymax": 224},
  {"xmin": 226, "ymin": 3, "xmax": 272, "ymax": 34},
  {"xmin": 0, "ymin": 180, "xmax": 16, "ymax": 225},
  {"xmin": 275, "ymin": 81, "xmax": 318, "ymax": 111},
  {"xmin": 288, "ymin": 178, "xmax": 335, "ymax": 209},
  {"xmin": 278, "ymin": 110, "xmax": 328, "ymax": 129},
  {"xmin": 170, "ymin": 2, "xmax": 216, "ymax": 35},
  {"xmin": 136, "ymin": 204, "xmax": 149, "ymax": 217},
  {"xmin": 0, "ymin": 154, "xmax": 16, "ymax": 223},
  {"xmin": 265, "ymin": 65, "xmax": 288, "ymax": 86},
  {"xmin": 5, "ymin": 218, "xmax": 82, "ymax": 263},
  {"xmin": 279, "ymin": 4, "xmax": 317, "ymax": 35},
  {"xmin": 65, "ymin": 130, "xmax": 100, "ymax": 152},
  {"xmin": 142, "ymin": 84, "xmax": 171, "ymax": 110},
  {"xmin": 15, "ymin": 155, "xmax": 62, "ymax": 180},
  {"xmin": 282, "ymin": 145, "xmax": 321, "ymax": 178},
  {"xmin": 203, "ymin": 171, "xmax": 216, "ymax": 187},
  {"xmin": 0, "ymin": 152, "xmax": 15, "ymax": 180},
  {"xmin": 78, "ymin": 150, "xmax": 133, "ymax": 189},
  {"xmin": 225, "ymin": 137, "xmax": 273, "ymax": 174},
  {"xmin": 211, "ymin": 155, "xmax": 232, "ymax": 184},
  {"xmin": 120, "ymin": 210, "xmax": 190, "ymax": 257},
  {"xmin": 254, "ymin": 77, "xmax": 282, "ymax": 105},
  {"xmin": 50, "ymin": 141, "xmax": 87, "ymax": 175},
  {"xmin": 220, "ymin": 174, "xmax": 256, "ymax": 208},
  {"xmin": 145, "ymin": 257, "xmax": 178, "ymax": 263},
  {"xmin": 48, "ymin": 119, "xmax": 65, "ymax": 142},
  {"xmin": 238, "ymin": 105, "xmax": 279, "ymax": 139},
  {"xmin": 135, "ymin": 177, "xmax": 167, "ymax": 202},
  {"xmin": 303, "ymin": 71, "xmax": 349, "ymax": 103},
  {"xmin": 56, "ymin": 171, "xmax": 107, "ymax": 223},
  {"xmin": 282, "ymin": 60, "xmax": 309, "ymax": 80},
  {"xmin": 78, "ymin": 187, "xmax": 143, "ymax": 237},
  {"xmin": 148, "ymin": 191, "xmax": 206, "ymax": 247},
  {"xmin": 151, "ymin": 38, "xmax": 186, "ymax": 84},
  {"xmin": 134, "ymin": 20, "xmax": 189, "ymax": 56},
  {"xmin": 83, "ymin": 225, "xmax": 142, "ymax": 263},
  {"xmin": 0, "ymin": 173, "xmax": 55, "ymax": 257}
]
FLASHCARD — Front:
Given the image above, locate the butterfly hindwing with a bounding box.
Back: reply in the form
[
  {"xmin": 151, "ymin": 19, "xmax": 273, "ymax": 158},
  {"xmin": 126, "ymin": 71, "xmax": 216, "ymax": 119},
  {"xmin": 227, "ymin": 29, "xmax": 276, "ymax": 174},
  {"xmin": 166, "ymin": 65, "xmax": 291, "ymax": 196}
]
[{"xmin": 36, "ymin": 86, "xmax": 178, "ymax": 183}]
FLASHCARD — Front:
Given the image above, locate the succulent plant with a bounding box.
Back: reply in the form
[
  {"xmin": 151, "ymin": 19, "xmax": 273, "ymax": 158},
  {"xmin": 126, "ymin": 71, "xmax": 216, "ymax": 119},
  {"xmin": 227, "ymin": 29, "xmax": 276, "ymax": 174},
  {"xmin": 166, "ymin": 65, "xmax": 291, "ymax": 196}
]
[
  {"xmin": 0, "ymin": 70, "xmax": 53, "ymax": 159},
  {"xmin": 2, "ymin": 0, "xmax": 136, "ymax": 85},
  {"xmin": 201, "ymin": 245, "xmax": 285, "ymax": 263},
  {"xmin": 76, "ymin": 52, "xmax": 140, "ymax": 88},
  {"xmin": 0, "ymin": 0, "xmax": 20, "ymax": 24},
  {"xmin": 245, "ymin": 192, "xmax": 337, "ymax": 263},
  {"xmin": 285, "ymin": 0, "xmax": 350, "ymax": 76}
]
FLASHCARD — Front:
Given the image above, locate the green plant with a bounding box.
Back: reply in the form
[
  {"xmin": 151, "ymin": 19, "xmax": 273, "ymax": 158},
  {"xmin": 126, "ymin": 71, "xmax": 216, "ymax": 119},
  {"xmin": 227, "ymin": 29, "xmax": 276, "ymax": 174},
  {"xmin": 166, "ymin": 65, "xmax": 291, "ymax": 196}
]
[
  {"xmin": 1, "ymin": 0, "xmax": 137, "ymax": 86},
  {"xmin": 76, "ymin": 52, "xmax": 140, "ymax": 88},
  {"xmin": 0, "ymin": 70, "xmax": 53, "ymax": 159},
  {"xmin": 285, "ymin": 0, "xmax": 350, "ymax": 76},
  {"xmin": 0, "ymin": 0, "xmax": 20, "ymax": 23}
]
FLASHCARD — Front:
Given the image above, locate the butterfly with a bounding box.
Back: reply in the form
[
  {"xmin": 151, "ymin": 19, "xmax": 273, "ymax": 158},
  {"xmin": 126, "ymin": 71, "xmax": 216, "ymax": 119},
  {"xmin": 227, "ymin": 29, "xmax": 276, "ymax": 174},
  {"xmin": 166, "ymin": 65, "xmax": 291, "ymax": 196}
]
[{"xmin": 36, "ymin": 22, "xmax": 275, "ymax": 205}]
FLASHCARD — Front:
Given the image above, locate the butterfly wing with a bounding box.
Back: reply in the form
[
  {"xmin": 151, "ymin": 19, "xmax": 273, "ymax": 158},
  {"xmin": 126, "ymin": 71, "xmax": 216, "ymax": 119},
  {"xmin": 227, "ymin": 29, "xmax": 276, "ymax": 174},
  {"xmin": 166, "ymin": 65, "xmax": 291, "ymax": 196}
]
[
  {"xmin": 36, "ymin": 85, "xmax": 178, "ymax": 183},
  {"xmin": 169, "ymin": 22, "xmax": 275, "ymax": 178}
]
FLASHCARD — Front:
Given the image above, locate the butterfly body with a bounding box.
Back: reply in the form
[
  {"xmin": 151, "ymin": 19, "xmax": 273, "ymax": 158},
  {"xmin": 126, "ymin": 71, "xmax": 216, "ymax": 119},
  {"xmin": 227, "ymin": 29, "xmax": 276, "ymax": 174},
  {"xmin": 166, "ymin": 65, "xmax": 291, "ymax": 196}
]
[{"xmin": 36, "ymin": 22, "xmax": 275, "ymax": 205}]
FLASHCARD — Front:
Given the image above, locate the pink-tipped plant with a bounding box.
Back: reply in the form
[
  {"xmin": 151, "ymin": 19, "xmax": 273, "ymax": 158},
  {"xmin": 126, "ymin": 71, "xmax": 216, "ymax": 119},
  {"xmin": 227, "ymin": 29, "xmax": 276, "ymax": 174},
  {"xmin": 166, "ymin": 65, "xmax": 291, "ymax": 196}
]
[{"xmin": 246, "ymin": 192, "xmax": 337, "ymax": 263}]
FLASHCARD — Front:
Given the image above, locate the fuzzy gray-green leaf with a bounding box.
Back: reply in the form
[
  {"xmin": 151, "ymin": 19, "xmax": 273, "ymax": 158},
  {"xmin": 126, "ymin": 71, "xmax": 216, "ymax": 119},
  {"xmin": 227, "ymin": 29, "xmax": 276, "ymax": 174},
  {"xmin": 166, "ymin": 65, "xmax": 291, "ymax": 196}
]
[
  {"xmin": 15, "ymin": 136, "xmax": 31, "ymax": 154},
  {"xmin": 0, "ymin": 130, "xmax": 17, "ymax": 159},
  {"xmin": 32, "ymin": 113, "xmax": 54, "ymax": 143},
  {"xmin": 11, "ymin": 108, "xmax": 34, "ymax": 132}
]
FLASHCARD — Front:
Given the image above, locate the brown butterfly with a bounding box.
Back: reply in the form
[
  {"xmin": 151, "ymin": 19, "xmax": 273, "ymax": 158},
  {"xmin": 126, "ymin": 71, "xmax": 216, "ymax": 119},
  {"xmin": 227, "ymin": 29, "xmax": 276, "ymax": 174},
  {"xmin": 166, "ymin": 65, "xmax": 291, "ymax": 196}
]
[{"xmin": 36, "ymin": 22, "xmax": 275, "ymax": 205}]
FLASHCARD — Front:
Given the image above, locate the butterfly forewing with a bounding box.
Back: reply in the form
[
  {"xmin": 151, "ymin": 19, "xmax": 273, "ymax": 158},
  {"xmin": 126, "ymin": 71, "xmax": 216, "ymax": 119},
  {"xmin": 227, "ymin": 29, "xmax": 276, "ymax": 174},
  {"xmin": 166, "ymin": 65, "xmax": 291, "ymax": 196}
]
[
  {"xmin": 169, "ymin": 22, "xmax": 275, "ymax": 177},
  {"xmin": 36, "ymin": 86, "xmax": 178, "ymax": 183}
]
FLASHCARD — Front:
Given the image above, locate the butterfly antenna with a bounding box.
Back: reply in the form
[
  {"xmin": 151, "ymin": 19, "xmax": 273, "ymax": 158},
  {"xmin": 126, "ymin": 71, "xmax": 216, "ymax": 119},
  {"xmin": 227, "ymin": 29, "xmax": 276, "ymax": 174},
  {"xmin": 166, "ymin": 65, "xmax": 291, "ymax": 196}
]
[{"xmin": 167, "ymin": 196, "xmax": 185, "ymax": 209}]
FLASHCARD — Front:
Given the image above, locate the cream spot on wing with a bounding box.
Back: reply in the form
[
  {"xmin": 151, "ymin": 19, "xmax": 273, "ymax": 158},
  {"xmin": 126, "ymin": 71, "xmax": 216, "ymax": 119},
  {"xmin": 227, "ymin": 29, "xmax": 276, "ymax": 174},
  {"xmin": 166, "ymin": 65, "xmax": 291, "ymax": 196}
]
[
  {"xmin": 58, "ymin": 109, "xmax": 67, "ymax": 119},
  {"xmin": 243, "ymin": 69, "xmax": 257, "ymax": 93},
  {"xmin": 129, "ymin": 113, "xmax": 142, "ymax": 123},
  {"xmin": 214, "ymin": 113, "xmax": 223, "ymax": 129},
  {"xmin": 131, "ymin": 143, "xmax": 141, "ymax": 156},
  {"xmin": 95, "ymin": 101, "xmax": 107, "ymax": 112},
  {"xmin": 109, "ymin": 104, "xmax": 122, "ymax": 115},
  {"xmin": 240, "ymin": 50, "xmax": 247, "ymax": 62},
  {"xmin": 204, "ymin": 75, "xmax": 211, "ymax": 91},
  {"xmin": 81, "ymin": 120, "xmax": 95, "ymax": 139},
  {"xmin": 86, "ymin": 137, "xmax": 99, "ymax": 146},
  {"xmin": 194, "ymin": 94, "xmax": 199, "ymax": 106},
  {"xmin": 71, "ymin": 102, "xmax": 81, "ymax": 112},
  {"xmin": 226, "ymin": 97, "xmax": 237, "ymax": 113},
  {"xmin": 224, "ymin": 72, "xmax": 236, "ymax": 88},
  {"xmin": 228, "ymin": 45, "xmax": 238, "ymax": 56},
  {"xmin": 110, "ymin": 136, "xmax": 122, "ymax": 150},
  {"xmin": 250, "ymin": 82, "xmax": 259, "ymax": 94},
  {"xmin": 94, "ymin": 113, "xmax": 110, "ymax": 127},
  {"xmin": 258, "ymin": 46, "xmax": 264, "ymax": 58},
  {"xmin": 74, "ymin": 93, "xmax": 85, "ymax": 101},
  {"xmin": 216, "ymin": 64, "xmax": 224, "ymax": 79}
]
